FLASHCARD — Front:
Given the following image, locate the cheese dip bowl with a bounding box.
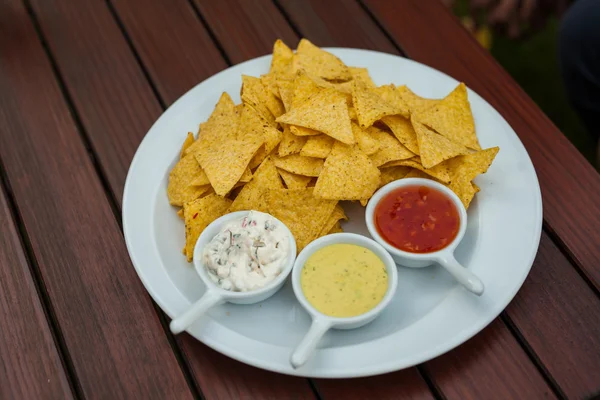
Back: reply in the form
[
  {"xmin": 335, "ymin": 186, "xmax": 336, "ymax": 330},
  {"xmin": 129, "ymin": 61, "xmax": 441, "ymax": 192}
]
[
  {"xmin": 170, "ymin": 211, "xmax": 296, "ymax": 335},
  {"xmin": 290, "ymin": 233, "xmax": 398, "ymax": 369}
]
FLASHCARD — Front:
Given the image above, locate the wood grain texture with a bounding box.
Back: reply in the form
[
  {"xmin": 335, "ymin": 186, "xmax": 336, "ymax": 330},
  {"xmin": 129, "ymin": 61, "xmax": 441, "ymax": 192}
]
[
  {"xmin": 182, "ymin": 340, "xmax": 316, "ymax": 400},
  {"xmin": 0, "ymin": 184, "xmax": 73, "ymax": 399},
  {"xmin": 424, "ymin": 319, "xmax": 556, "ymax": 400},
  {"xmin": 0, "ymin": 1, "xmax": 193, "ymax": 398},
  {"xmin": 189, "ymin": 1, "xmax": 436, "ymax": 397},
  {"xmin": 506, "ymin": 234, "xmax": 600, "ymax": 398},
  {"xmin": 43, "ymin": 0, "xmax": 317, "ymax": 398},
  {"xmin": 273, "ymin": 1, "xmax": 561, "ymax": 397},
  {"xmin": 362, "ymin": 0, "xmax": 600, "ymax": 288},
  {"xmin": 111, "ymin": 0, "xmax": 227, "ymax": 105},
  {"xmin": 316, "ymin": 368, "xmax": 435, "ymax": 400},
  {"xmin": 276, "ymin": 0, "xmax": 397, "ymax": 53},
  {"xmin": 28, "ymin": 0, "xmax": 164, "ymax": 205},
  {"xmin": 191, "ymin": 0, "xmax": 298, "ymax": 63}
]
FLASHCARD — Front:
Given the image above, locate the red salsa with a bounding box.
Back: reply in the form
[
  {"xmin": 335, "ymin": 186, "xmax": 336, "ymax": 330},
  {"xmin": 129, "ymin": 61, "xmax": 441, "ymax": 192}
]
[{"xmin": 375, "ymin": 185, "xmax": 460, "ymax": 253}]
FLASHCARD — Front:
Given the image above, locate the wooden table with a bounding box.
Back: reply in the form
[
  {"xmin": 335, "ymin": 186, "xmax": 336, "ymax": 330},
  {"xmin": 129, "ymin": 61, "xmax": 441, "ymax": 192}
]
[{"xmin": 1, "ymin": 0, "xmax": 599, "ymax": 398}]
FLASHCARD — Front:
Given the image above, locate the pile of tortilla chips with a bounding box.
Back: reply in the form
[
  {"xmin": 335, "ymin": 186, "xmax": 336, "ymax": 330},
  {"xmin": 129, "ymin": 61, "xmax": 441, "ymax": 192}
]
[{"xmin": 167, "ymin": 38, "xmax": 498, "ymax": 261}]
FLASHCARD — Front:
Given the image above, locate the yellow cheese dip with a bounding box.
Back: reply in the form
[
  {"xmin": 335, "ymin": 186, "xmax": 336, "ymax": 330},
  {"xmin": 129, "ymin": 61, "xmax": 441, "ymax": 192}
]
[{"xmin": 300, "ymin": 244, "xmax": 388, "ymax": 318}]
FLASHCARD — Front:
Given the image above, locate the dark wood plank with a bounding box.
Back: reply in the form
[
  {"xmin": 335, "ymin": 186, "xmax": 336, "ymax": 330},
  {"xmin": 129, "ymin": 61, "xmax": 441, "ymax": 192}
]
[
  {"xmin": 191, "ymin": 0, "xmax": 298, "ymax": 64},
  {"xmin": 316, "ymin": 369, "xmax": 434, "ymax": 400},
  {"xmin": 276, "ymin": 0, "xmax": 397, "ymax": 52},
  {"xmin": 505, "ymin": 234, "xmax": 600, "ymax": 398},
  {"xmin": 190, "ymin": 0, "xmax": 436, "ymax": 396},
  {"xmin": 111, "ymin": 0, "xmax": 227, "ymax": 105},
  {"xmin": 0, "ymin": 1, "xmax": 194, "ymax": 398},
  {"xmin": 0, "ymin": 181, "xmax": 73, "ymax": 398},
  {"xmin": 28, "ymin": 0, "xmax": 165, "ymax": 205},
  {"xmin": 362, "ymin": 0, "xmax": 600, "ymax": 288},
  {"xmin": 35, "ymin": 0, "xmax": 316, "ymax": 397},
  {"xmin": 273, "ymin": 1, "xmax": 569, "ymax": 397},
  {"xmin": 182, "ymin": 341, "xmax": 316, "ymax": 399},
  {"xmin": 425, "ymin": 319, "xmax": 556, "ymax": 400}
]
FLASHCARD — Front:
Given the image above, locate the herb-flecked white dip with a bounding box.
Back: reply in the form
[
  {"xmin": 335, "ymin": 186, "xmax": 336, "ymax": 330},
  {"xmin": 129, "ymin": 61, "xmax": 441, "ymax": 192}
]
[{"xmin": 202, "ymin": 211, "xmax": 290, "ymax": 291}]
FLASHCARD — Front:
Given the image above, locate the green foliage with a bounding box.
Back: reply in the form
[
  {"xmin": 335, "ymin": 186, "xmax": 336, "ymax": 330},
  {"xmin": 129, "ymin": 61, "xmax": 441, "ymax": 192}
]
[{"xmin": 453, "ymin": 2, "xmax": 595, "ymax": 163}]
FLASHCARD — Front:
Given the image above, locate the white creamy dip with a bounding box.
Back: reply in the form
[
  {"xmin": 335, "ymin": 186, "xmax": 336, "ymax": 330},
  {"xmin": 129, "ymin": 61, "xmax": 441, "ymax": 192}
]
[{"xmin": 202, "ymin": 211, "xmax": 290, "ymax": 291}]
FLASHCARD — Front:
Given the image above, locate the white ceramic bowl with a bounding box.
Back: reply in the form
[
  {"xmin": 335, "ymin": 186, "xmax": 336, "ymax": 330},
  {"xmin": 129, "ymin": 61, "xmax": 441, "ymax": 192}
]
[
  {"xmin": 289, "ymin": 233, "xmax": 398, "ymax": 369},
  {"xmin": 170, "ymin": 211, "xmax": 297, "ymax": 334},
  {"xmin": 366, "ymin": 178, "xmax": 484, "ymax": 296}
]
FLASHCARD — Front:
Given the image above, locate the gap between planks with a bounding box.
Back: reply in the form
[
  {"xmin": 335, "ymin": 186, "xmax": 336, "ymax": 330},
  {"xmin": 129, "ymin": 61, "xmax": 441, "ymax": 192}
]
[
  {"xmin": 0, "ymin": 144, "xmax": 83, "ymax": 398},
  {"xmin": 21, "ymin": 0, "xmax": 203, "ymax": 398}
]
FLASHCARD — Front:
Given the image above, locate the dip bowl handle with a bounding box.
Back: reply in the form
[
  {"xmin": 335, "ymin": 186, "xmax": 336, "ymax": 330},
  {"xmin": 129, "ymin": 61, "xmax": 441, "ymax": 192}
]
[
  {"xmin": 290, "ymin": 317, "xmax": 333, "ymax": 369},
  {"xmin": 170, "ymin": 289, "xmax": 226, "ymax": 334},
  {"xmin": 436, "ymin": 253, "xmax": 484, "ymax": 296}
]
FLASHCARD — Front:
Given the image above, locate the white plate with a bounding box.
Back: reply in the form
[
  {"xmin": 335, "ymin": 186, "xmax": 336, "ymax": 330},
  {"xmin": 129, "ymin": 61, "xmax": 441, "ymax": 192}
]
[{"xmin": 123, "ymin": 49, "xmax": 542, "ymax": 378}]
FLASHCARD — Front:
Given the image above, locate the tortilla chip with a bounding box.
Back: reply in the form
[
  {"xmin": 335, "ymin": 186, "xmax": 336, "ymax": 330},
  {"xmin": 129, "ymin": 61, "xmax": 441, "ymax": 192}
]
[
  {"xmin": 403, "ymin": 169, "xmax": 439, "ymax": 180},
  {"xmin": 411, "ymin": 116, "xmax": 468, "ymax": 168},
  {"xmin": 318, "ymin": 205, "xmax": 348, "ymax": 236},
  {"xmin": 314, "ymin": 142, "xmax": 380, "ymax": 200},
  {"xmin": 167, "ymin": 153, "xmax": 209, "ymax": 206},
  {"xmin": 241, "ymin": 75, "xmax": 278, "ymax": 123},
  {"xmin": 277, "ymin": 78, "xmax": 295, "ymax": 111},
  {"xmin": 261, "ymin": 74, "xmax": 280, "ymax": 99},
  {"xmin": 195, "ymin": 136, "xmax": 263, "ymax": 196},
  {"xmin": 443, "ymin": 147, "xmax": 498, "ymax": 209},
  {"xmin": 180, "ymin": 132, "xmax": 195, "ymax": 159},
  {"xmin": 270, "ymin": 39, "xmax": 294, "ymax": 80},
  {"xmin": 239, "ymin": 168, "xmax": 253, "ymax": 183},
  {"xmin": 279, "ymin": 125, "xmax": 308, "ymax": 156},
  {"xmin": 229, "ymin": 156, "xmax": 283, "ymax": 212},
  {"xmin": 289, "ymin": 72, "xmax": 327, "ymax": 137},
  {"xmin": 352, "ymin": 80, "xmax": 403, "ymax": 128},
  {"xmin": 292, "ymin": 39, "xmax": 351, "ymax": 81},
  {"xmin": 290, "ymin": 125, "xmax": 321, "ymax": 136},
  {"xmin": 266, "ymin": 188, "xmax": 337, "ymax": 251},
  {"xmin": 238, "ymin": 104, "xmax": 282, "ymax": 153},
  {"xmin": 417, "ymin": 83, "xmax": 480, "ymax": 150},
  {"xmin": 379, "ymin": 166, "xmax": 411, "ymax": 187},
  {"xmin": 292, "ymin": 71, "xmax": 323, "ymax": 105},
  {"xmin": 272, "ymin": 154, "xmax": 324, "ymax": 177},
  {"xmin": 298, "ymin": 71, "xmax": 353, "ymax": 97},
  {"xmin": 351, "ymin": 123, "xmax": 380, "ymax": 155},
  {"xmin": 446, "ymin": 147, "xmax": 499, "ymax": 182},
  {"xmin": 249, "ymin": 145, "xmax": 268, "ymax": 170},
  {"xmin": 381, "ymin": 115, "xmax": 420, "ymax": 155},
  {"xmin": 326, "ymin": 80, "xmax": 353, "ymax": 96},
  {"xmin": 375, "ymin": 84, "xmax": 410, "ymax": 118},
  {"xmin": 190, "ymin": 168, "xmax": 210, "ymax": 187},
  {"xmin": 397, "ymin": 85, "xmax": 440, "ymax": 114},
  {"xmin": 263, "ymin": 126, "xmax": 283, "ymax": 154},
  {"xmin": 348, "ymin": 107, "xmax": 357, "ymax": 121},
  {"xmin": 328, "ymin": 221, "xmax": 344, "ymax": 234},
  {"xmin": 245, "ymin": 157, "xmax": 283, "ymax": 188},
  {"xmin": 183, "ymin": 194, "xmax": 232, "ymax": 261},
  {"xmin": 276, "ymin": 88, "xmax": 354, "ymax": 144},
  {"xmin": 300, "ymin": 134, "xmax": 335, "ymax": 158},
  {"xmin": 385, "ymin": 156, "xmax": 452, "ymax": 183},
  {"xmin": 448, "ymin": 174, "xmax": 479, "ymax": 210},
  {"xmin": 185, "ymin": 93, "xmax": 239, "ymax": 155},
  {"xmin": 277, "ymin": 168, "xmax": 312, "ymax": 189},
  {"xmin": 349, "ymin": 67, "xmax": 375, "ymax": 87},
  {"xmin": 368, "ymin": 126, "xmax": 415, "ymax": 167}
]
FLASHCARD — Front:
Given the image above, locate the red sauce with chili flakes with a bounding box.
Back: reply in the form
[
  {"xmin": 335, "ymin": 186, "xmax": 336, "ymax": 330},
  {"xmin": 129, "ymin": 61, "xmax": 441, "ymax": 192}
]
[{"xmin": 375, "ymin": 185, "xmax": 460, "ymax": 253}]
